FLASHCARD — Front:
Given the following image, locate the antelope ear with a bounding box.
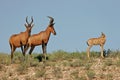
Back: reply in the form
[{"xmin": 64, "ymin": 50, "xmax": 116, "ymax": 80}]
[
  {"xmin": 49, "ymin": 23, "xmax": 55, "ymax": 26},
  {"xmin": 31, "ymin": 24, "xmax": 34, "ymax": 28},
  {"xmin": 24, "ymin": 24, "xmax": 28, "ymax": 28},
  {"xmin": 53, "ymin": 23, "xmax": 55, "ymax": 25}
]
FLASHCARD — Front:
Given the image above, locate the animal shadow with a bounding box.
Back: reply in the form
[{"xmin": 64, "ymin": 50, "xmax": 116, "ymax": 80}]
[{"xmin": 34, "ymin": 55, "xmax": 49, "ymax": 62}]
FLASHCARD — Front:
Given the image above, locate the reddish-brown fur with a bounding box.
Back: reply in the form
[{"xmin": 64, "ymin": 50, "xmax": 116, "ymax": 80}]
[
  {"xmin": 86, "ymin": 32, "xmax": 106, "ymax": 58},
  {"xmin": 9, "ymin": 17, "xmax": 34, "ymax": 62},
  {"xmin": 24, "ymin": 16, "xmax": 56, "ymax": 59}
]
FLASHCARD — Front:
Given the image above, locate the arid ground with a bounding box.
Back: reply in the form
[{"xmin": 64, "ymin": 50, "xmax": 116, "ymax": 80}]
[{"xmin": 0, "ymin": 50, "xmax": 120, "ymax": 80}]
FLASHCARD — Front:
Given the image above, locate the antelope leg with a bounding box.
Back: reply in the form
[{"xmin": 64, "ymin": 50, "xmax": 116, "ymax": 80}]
[
  {"xmin": 29, "ymin": 46, "xmax": 35, "ymax": 56},
  {"xmin": 100, "ymin": 45, "xmax": 104, "ymax": 58},
  {"xmin": 11, "ymin": 46, "xmax": 16, "ymax": 63},
  {"xmin": 87, "ymin": 45, "xmax": 92, "ymax": 58},
  {"xmin": 42, "ymin": 43, "xmax": 47, "ymax": 60}
]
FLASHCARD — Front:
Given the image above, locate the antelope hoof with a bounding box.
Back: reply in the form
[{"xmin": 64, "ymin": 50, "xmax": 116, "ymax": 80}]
[
  {"xmin": 11, "ymin": 60, "xmax": 14, "ymax": 64},
  {"xmin": 101, "ymin": 56, "xmax": 104, "ymax": 59}
]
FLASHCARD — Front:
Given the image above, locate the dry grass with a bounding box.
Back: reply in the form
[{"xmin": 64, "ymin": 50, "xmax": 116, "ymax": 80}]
[{"xmin": 0, "ymin": 50, "xmax": 120, "ymax": 80}]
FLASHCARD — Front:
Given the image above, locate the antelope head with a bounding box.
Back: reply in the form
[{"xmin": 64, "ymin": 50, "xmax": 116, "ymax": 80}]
[
  {"xmin": 101, "ymin": 32, "xmax": 106, "ymax": 38},
  {"xmin": 48, "ymin": 16, "xmax": 56, "ymax": 35},
  {"xmin": 24, "ymin": 16, "xmax": 34, "ymax": 34}
]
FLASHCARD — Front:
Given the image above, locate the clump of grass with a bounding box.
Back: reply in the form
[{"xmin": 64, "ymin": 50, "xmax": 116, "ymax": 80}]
[
  {"xmin": 44, "ymin": 61, "xmax": 56, "ymax": 67},
  {"xmin": 84, "ymin": 63, "xmax": 92, "ymax": 70},
  {"xmin": 16, "ymin": 54, "xmax": 42, "ymax": 75},
  {"xmin": 70, "ymin": 70, "xmax": 80, "ymax": 80},
  {"xmin": 107, "ymin": 49, "xmax": 120, "ymax": 58},
  {"xmin": 86, "ymin": 70, "xmax": 95, "ymax": 80},
  {"xmin": 27, "ymin": 56, "xmax": 40, "ymax": 67},
  {"xmin": 49, "ymin": 50, "xmax": 69, "ymax": 61},
  {"xmin": 79, "ymin": 52, "xmax": 87, "ymax": 60},
  {"xmin": 49, "ymin": 50, "xmax": 83, "ymax": 61},
  {"xmin": 70, "ymin": 51, "xmax": 81, "ymax": 59},
  {"xmin": 79, "ymin": 76, "xmax": 86, "ymax": 80},
  {"xmin": 116, "ymin": 60, "xmax": 120, "ymax": 67},
  {"xmin": 100, "ymin": 73, "xmax": 106, "ymax": 79},
  {"xmin": 20, "ymin": 54, "xmax": 40, "ymax": 67},
  {"xmin": 53, "ymin": 67, "xmax": 63, "ymax": 79},
  {"xmin": 62, "ymin": 61, "xmax": 71, "ymax": 66},
  {"xmin": 70, "ymin": 59, "xmax": 84, "ymax": 67},
  {"xmin": 35, "ymin": 68, "xmax": 46, "ymax": 78},
  {"xmin": 30, "ymin": 61, "xmax": 39, "ymax": 67},
  {"xmin": 16, "ymin": 62, "xmax": 28, "ymax": 74},
  {"xmin": 0, "ymin": 53, "xmax": 11, "ymax": 65},
  {"xmin": 13, "ymin": 51, "xmax": 24, "ymax": 63},
  {"xmin": 104, "ymin": 59, "xmax": 113, "ymax": 66},
  {"xmin": 90, "ymin": 51, "xmax": 100, "ymax": 58},
  {"xmin": 106, "ymin": 73, "xmax": 113, "ymax": 80}
]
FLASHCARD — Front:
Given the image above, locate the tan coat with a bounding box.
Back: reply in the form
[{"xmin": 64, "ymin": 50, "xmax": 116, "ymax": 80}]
[{"xmin": 87, "ymin": 32, "xmax": 106, "ymax": 58}]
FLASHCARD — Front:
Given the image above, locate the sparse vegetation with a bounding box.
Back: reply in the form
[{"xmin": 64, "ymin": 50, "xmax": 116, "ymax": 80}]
[
  {"xmin": 35, "ymin": 68, "xmax": 46, "ymax": 78},
  {"xmin": 0, "ymin": 49, "xmax": 120, "ymax": 80},
  {"xmin": 53, "ymin": 67, "xmax": 63, "ymax": 79},
  {"xmin": 86, "ymin": 70, "xmax": 96, "ymax": 80},
  {"xmin": 116, "ymin": 60, "xmax": 120, "ymax": 67},
  {"xmin": 104, "ymin": 58, "xmax": 113, "ymax": 66},
  {"xmin": 70, "ymin": 70, "xmax": 80, "ymax": 80},
  {"xmin": 16, "ymin": 62, "xmax": 28, "ymax": 75}
]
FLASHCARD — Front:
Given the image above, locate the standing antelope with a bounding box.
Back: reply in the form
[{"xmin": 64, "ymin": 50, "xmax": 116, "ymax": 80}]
[
  {"xmin": 9, "ymin": 17, "xmax": 34, "ymax": 62},
  {"xmin": 86, "ymin": 32, "xmax": 106, "ymax": 58},
  {"xmin": 24, "ymin": 16, "xmax": 56, "ymax": 60}
]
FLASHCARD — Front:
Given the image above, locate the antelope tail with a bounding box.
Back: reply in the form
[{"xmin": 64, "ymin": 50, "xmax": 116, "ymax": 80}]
[{"xmin": 9, "ymin": 42, "xmax": 12, "ymax": 50}]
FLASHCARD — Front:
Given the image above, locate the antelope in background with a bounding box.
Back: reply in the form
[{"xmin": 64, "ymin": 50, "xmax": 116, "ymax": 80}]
[
  {"xmin": 86, "ymin": 32, "xmax": 106, "ymax": 58},
  {"xmin": 24, "ymin": 16, "xmax": 56, "ymax": 60},
  {"xmin": 9, "ymin": 17, "xmax": 34, "ymax": 62}
]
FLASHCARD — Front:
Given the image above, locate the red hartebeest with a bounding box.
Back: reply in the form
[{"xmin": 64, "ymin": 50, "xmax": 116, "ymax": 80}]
[
  {"xmin": 24, "ymin": 16, "xmax": 56, "ymax": 60},
  {"xmin": 9, "ymin": 17, "xmax": 34, "ymax": 62},
  {"xmin": 86, "ymin": 32, "xmax": 106, "ymax": 58}
]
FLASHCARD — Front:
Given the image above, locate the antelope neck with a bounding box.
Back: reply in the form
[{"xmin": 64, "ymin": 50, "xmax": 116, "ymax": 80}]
[
  {"xmin": 25, "ymin": 29, "xmax": 31, "ymax": 37},
  {"xmin": 45, "ymin": 27, "xmax": 51, "ymax": 36}
]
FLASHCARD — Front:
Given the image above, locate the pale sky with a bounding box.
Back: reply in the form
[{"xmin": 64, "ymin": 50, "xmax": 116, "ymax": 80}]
[{"xmin": 0, "ymin": 0, "xmax": 120, "ymax": 53}]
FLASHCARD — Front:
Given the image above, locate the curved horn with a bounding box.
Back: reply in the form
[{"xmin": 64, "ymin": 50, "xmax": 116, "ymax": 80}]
[
  {"xmin": 48, "ymin": 16, "xmax": 54, "ymax": 24},
  {"xmin": 26, "ymin": 16, "xmax": 29, "ymax": 24},
  {"xmin": 30, "ymin": 16, "xmax": 33, "ymax": 25}
]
